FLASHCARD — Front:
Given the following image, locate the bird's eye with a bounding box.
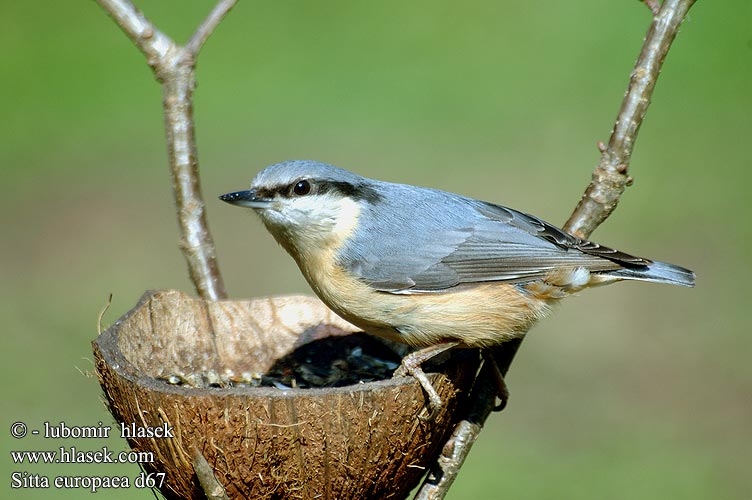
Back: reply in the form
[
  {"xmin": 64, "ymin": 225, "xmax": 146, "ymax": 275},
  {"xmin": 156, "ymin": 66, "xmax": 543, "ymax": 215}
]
[{"xmin": 292, "ymin": 180, "xmax": 311, "ymax": 196}]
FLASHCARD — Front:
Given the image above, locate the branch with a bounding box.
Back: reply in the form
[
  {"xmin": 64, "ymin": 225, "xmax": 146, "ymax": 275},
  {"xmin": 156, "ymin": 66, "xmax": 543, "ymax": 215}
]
[
  {"xmin": 193, "ymin": 450, "xmax": 230, "ymax": 500},
  {"xmin": 642, "ymin": 0, "xmax": 662, "ymax": 17},
  {"xmin": 564, "ymin": 0, "xmax": 697, "ymax": 239},
  {"xmin": 96, "ymin": 0, "xmax": 231, "ymax": 300},
  {"xmin": 186, "ymin": 0, "xmax": 239, "ymax": 56},
  {"xmin": 414, "ymin": 0, "xmax": 697, "ymax": 498},
  {"xmin": 95, "ymin": 0, "xmax": 171, "ymax": 66},
  {"xmin": 414, "ymin": 341, "xmax": 520, "ymax": 500}
]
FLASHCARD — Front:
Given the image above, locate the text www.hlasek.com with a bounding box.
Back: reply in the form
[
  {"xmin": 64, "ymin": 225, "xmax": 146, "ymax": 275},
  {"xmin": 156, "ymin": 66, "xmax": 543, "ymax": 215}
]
[
  {"xmin": 11, "ymin": 448, "xmax": 161, "ymax": 493},
  {"xmin": 11, "ymin": 447, "xmax": 153, "ymax": 465}
]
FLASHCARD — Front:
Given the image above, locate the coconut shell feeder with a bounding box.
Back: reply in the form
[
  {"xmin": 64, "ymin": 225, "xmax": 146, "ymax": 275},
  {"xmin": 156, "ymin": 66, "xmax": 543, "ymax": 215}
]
[{"xmin": 93, "ymin": 290, "xmax": 480, "ymax": 499}]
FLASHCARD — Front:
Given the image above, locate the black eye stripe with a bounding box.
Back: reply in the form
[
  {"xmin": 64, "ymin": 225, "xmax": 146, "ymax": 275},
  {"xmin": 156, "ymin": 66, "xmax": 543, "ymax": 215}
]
[
  {"xmin": 320, "ymin": 181, "xmax": 383, "ymax": 204},
  {"xmin": 261, "ymin": 179, "xmax": 382, "ymax": 203}
]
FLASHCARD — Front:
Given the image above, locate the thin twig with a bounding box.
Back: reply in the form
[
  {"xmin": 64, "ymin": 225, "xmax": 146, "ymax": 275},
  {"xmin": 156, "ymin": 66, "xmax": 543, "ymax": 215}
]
[
  {"xmin": 96, "ymin": 0, "xmax": 230, "ymax": 300},
  {"xmin": 564, "ymin": 0, "xmax": 697, "ymax": 239},
  {"xmin": 414, "ymin": 1, "xmax": 697, "ymax": 498},
  {"xmin": 186, "ymin": 0, "xmax": 239, "ymax": 56},
  {"xmin": 94, "ymin": 0, "xmax": 171, "ymax": 68},
  {"xmin": 643, "ymin": 0, "xmax": 662, "ymax": 17},
  {"xmin": 193, "ymin": 450, "xmax": 230, "ymax": 500}
]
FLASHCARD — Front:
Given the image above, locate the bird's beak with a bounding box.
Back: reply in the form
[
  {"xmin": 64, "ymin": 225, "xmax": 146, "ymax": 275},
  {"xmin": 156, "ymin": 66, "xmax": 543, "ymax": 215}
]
[{"xmin": 218, "ymin": 189, "xmax": 273, "ymax": 209}]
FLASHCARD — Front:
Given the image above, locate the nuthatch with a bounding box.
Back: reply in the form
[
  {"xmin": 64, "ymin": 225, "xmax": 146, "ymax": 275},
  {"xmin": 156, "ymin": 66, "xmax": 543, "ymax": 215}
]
[{"xmin": 221, "ymin": 160, "xmax": 694, "ymax": 415}]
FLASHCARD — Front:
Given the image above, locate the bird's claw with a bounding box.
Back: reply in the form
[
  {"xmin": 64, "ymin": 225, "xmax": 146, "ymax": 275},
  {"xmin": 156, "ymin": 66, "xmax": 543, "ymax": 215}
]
[
  {"xmin": 483, "ymin": 349, "xmax": 510, "ymax": 412},
  {"xmin": 395, "ymin": 359, "xmax": 443, "ymax": 420},
  {"xmin": 392, "ymin": 342, "xmax": 459, "ymax": 420}
]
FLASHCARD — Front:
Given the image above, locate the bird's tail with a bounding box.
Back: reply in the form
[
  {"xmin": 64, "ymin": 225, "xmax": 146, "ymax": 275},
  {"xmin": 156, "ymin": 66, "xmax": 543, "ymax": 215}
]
[{"xmin": 605, "ymin": 260, "xmax": 695, "ymax": 288}]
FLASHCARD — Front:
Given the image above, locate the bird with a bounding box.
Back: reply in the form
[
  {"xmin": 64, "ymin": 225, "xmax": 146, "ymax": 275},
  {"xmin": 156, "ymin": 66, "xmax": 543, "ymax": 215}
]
[{"xmin": 220, "ymin": 160, "xmax": 694, "ymax": 417}]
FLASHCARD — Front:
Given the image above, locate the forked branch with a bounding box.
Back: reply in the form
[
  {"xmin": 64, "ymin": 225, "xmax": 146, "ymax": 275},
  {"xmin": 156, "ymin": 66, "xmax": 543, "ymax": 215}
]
[{"xmin": 96, "ymin": 0, "xmax": 237, "ymax": 301}]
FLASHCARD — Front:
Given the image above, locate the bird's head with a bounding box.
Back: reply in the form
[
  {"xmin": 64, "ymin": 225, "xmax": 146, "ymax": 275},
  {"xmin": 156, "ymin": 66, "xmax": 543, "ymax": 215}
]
[{"xmin": 220, "ymin": 160, "xmax": 382, "ymax": 256}]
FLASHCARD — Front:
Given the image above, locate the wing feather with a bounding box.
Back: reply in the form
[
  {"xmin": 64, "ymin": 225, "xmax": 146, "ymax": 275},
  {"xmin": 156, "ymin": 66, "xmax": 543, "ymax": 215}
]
[{"xmin": 337, "ymin": 184, "xmax": 649, "ymax": 294}]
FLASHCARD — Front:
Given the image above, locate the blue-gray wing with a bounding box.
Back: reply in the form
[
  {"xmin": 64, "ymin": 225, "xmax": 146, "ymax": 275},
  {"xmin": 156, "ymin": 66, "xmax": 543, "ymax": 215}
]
[{"xmin": 337, "ymin": 186, "xmax": 649, "ymax": 293}]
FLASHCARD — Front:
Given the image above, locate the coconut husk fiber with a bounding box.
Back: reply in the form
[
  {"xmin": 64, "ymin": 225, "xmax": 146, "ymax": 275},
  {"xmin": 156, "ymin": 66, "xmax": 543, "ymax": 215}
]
[{"xmin": 93, "ymin": 290, "xmax": 479, "ymax": 499}]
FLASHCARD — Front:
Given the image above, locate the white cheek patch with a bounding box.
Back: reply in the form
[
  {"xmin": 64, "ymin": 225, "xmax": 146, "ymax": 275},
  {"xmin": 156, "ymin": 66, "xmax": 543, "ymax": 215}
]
[{"xmin": 278, "ymin": 195, "xmax": 362, "ymax": 248}]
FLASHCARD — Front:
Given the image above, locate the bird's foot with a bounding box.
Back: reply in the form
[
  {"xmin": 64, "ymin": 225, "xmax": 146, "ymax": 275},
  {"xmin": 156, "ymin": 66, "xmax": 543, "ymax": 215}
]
[
  {"xmin": 482, "ymin": 349, "xmax": 510, "ymax": 412},
  {"xmin": 394, "ymin": 341, "xmax": 459, "ymax": 420}
]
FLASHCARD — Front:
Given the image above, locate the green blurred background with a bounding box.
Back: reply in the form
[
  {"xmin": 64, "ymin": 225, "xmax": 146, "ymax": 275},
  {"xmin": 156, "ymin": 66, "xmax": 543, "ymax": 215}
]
[{"xmin": 1, "ymin": 1, "xmax": 749, "ymax": 498}]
